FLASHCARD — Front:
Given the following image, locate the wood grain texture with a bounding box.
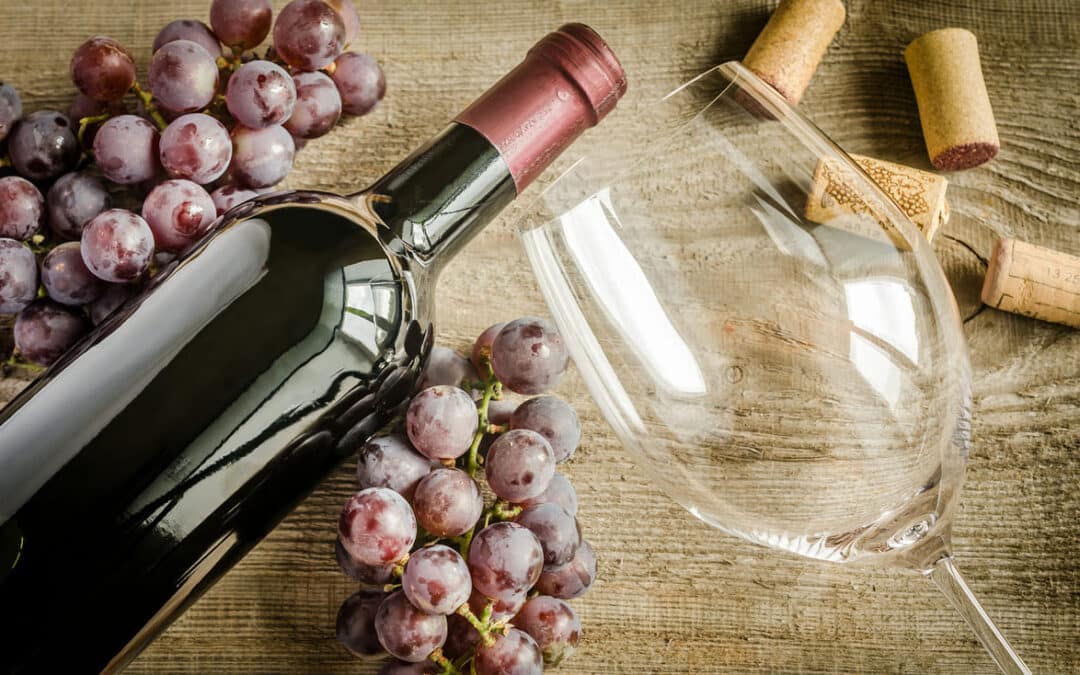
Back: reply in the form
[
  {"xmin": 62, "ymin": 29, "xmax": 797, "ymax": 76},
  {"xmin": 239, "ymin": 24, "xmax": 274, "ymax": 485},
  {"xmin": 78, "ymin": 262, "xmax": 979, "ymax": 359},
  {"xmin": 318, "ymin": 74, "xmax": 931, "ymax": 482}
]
[{"xmin": 1, "ymin": 0, "xmax": 1078, "ymax": 672}]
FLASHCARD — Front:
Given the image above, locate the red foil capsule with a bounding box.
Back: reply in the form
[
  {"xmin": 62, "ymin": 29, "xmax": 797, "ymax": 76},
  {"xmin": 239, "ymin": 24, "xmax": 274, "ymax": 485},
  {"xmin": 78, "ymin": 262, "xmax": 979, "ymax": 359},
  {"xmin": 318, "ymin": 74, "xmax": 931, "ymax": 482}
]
[{"xmin": 455, "ymin": 23, "xmax": 627, "ymax": 193}]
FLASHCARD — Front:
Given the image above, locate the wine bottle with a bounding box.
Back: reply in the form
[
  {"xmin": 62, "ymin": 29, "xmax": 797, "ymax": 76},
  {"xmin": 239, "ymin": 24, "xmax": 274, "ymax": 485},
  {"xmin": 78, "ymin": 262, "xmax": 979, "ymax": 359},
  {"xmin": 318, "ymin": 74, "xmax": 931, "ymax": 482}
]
[{"xmin": 0, "ymin": 24, "xmax": 625, "ymax": 673}]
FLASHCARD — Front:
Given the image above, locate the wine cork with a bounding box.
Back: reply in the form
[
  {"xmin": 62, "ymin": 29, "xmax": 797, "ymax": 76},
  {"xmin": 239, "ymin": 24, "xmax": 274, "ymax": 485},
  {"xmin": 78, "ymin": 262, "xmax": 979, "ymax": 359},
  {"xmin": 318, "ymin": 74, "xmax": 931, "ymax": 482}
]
[
  {"xmin": 805, "ymin": 154, "xmax": 949, "ymax": 249},
  {"xmin": 981, "ymin": 238, "xmax": 1080, "ymax": 328},
  {"xmin": 743, "ymin": 0, "xmax": 846, "ymax": 105},
  {"xmin": 905, "ymin": 28, "xmax": 1000, "ymax": 171}
]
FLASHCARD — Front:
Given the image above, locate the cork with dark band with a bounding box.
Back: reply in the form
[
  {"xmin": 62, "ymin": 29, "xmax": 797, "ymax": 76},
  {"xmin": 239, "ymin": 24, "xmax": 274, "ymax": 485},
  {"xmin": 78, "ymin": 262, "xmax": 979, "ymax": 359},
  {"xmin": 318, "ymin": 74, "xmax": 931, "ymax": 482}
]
[
  {"xmin": 742, "ymin": 0, "xmax": 846, "ymax": 106},
  {"xmin": 905, "ymin": 28, "xmax": 1000, "ymax": 171}
]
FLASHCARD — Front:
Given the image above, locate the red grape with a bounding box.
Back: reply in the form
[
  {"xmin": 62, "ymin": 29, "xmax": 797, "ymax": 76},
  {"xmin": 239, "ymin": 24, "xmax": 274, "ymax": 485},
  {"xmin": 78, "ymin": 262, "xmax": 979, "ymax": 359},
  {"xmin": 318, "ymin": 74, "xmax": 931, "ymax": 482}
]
[
  {"xmin": 0, "ymin": 176, "xmax": 43, "ymax": 240},
  {"xmin": 442, "ymin": 613, "xmax": 480, "ymax": 661},
  {"xmin": 93, "ymin": 115, "xmax": 160, "ymax": 185},
  {"xmin": 512, "ymin": 595, "xmax": 581, "ymax": 666},
  {"xmin": 374, "ymin": 590, "xmax": 447, "ymax": 663},
  {"xmin": 518, "ymin": 472, "xmax": 578, "ymax": 516},
  {"xmin": 515, "ymin": 503, "xmax": 580, "ymax": 569},
  {"xmin": 467, "ymin": 522, "xmax": 543, "ymax": 601},
  {"xmin": 46, "ymin": 172, "xmax": 111, "ymax": 241},
  {"xmin": 70, "ymin": 36, "xmax": 136, "ymax": 102},
  {"xmin": 405, "ymin": 385, "xmax": 478, "ymax": 460},
  {"xmin": 468, "ymin": 587, "xmax": 527, "ymax": 623},
  {"xmin": 336, "ymin": 588, "xmax": 388, "ymax": 657},
  {"xmin": 272, "ymin": 0, "xmax": 346, "ymax": 72},
  {"xmin": 491, "ymin": 317, "xmax": 569, "ymax": 395},
  {"xmin": 402, "ymin": 544, "xmax": 471, "ymax": 615},
  {"xmin": 14, "ymin": 300, "xmax": 89, "ymax": 365},
  {"xmin": 0, "ymin": 239, "xmax": 38, "ymax": 314},
  {"xmin": 0, "ymin": 82, "xmax": 21, "ymax": 143},
  {"xmin": 417, "ymin": 346, "xmax": 476, "ymax": 390},
  {"xmin": 153, "ymin": 19, "xmax": 222, "ymax": 57},
  {"xmin": 41, "ymin": 242, "xmax": 105, "ymax": 306},
  {"xmin": 471, "ymin": 321, "xmax": 505, "ymax": 373},
  {"xmin": 8, "ymin": 111, "xmax": 79, "ymax": 181},
  {"xmin": 284, "ymin": 71, "xmax": 342, "ymax": 139},
  {"xmin": 412, "ymin": 468, "xmax": 484, "ymax": 538},
  {"xmin": 338, "ymin": 487, "xmax": 416, "ymax": 566},
  {"xmin": 485, "ymin": 429, "xmax": 556, "ymax": 503},
  {"xmin": 80, "ymin": 209, "xmax": 154, "ymax": 283},
  {"xmin": 148, "ymin": 40, "xmax": 219, "ymax": 113},
  {"xmin": 473, "ymin": 627, "xmax": 543, "ymax": 675},
  {"xmin": 88, "ymin": 283, "xmax": 134, "ymax": 325},
  {"xmin": 160, "ymin": 113, "xmax": 233, "ymax": 184},
  {"xmin": 535, "ymin": 539, "xmax": 595, "ymax": 600},
  {"xmin": 331, "ymin": 52, "xmax": 385, "ymax": 116},
  {"xmin": 210, "ymin": 185, "xmax": 259, "ymax": 216},
  {"xmin": 509, "ymin": 395, "xmax": 581, "ymax": 463},
  {"xmin": 210, "ymin": 0, "xmax": 273, "ymax": 51},
  {"xmin": 141, "ymin": 180, "xmax": 217, "ymax": 253},
  {"xmin": 356, "ymin": 433, "xmax": 433, "ymax": 500},
  {"xmin": 485, "ymin": 396, "xmax": 519, "ymax": 426},
  {"xmin": 226, "ymin": 61, "xmax": 297, "ymax": 129},
  {"xmin": 229, "ymin": 124, "xmax": 295, "ymax": 188},
  {"xmin": 335, "ymin": 538, "xmax": 394, "ymax": 585}
]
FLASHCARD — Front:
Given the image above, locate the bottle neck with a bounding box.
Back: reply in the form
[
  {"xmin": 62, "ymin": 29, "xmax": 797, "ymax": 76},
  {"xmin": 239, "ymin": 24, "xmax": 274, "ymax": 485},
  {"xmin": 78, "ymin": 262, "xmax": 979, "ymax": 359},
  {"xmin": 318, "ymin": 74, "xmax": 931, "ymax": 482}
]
[{"xmin": 367, "ymin": 122, "xmax": 516, "ymax": 267}]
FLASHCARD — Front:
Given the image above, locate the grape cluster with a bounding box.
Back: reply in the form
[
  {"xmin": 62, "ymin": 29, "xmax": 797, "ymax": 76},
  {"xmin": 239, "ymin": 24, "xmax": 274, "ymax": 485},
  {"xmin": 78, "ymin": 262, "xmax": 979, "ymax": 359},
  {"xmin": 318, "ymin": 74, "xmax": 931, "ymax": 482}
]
[
  {"xmin": 335, "ymin": 317, "xmax": 591, "ymax": 674},
  {"xmin": 0, "ymin": 0, "xmax": 385, "ymax": 366}
]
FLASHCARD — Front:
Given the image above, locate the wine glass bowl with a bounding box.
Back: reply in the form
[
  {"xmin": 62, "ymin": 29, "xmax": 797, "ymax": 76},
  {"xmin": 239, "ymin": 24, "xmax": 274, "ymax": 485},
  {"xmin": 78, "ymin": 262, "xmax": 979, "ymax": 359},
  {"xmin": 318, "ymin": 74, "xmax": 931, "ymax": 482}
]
[{"xmin": 519, "ymin": 62, "xmax": 1026, "ymax": 672}]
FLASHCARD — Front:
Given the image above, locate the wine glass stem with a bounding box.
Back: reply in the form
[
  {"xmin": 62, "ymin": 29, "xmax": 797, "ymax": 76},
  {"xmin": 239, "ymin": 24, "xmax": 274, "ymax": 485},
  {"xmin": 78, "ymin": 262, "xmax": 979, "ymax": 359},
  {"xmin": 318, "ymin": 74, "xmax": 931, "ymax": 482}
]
[{"xmin": 927, "ymin": 556, "xmax": 1030, "ymax": 674}]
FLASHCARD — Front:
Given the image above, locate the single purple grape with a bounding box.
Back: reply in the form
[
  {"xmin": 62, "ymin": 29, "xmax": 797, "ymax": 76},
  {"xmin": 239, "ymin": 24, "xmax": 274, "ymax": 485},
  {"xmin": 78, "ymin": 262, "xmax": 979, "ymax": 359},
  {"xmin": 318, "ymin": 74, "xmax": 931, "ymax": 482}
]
[
  {"xmin": 153, "ymin": 19, "xmax": 222, "ymax": 57},
  {"xmin": 417, "ymin": 347, "xmax": 477, "ymax": 390},
  {"xmin": 515, "ymin": 503, "xmax": 580, "ymax": 569},
  {"xmin": 412, "ymin": 468, "xmax": 484, "ymax": 538},
  {"xmin": 93, "ymin": 115, "xmax": 160, "ymax": 185},
  {"xmin": 378, "ymin": 659, "xmax": 440, "ymax": 675},
  {"xmin": 331, "ymin": 52, "xmax": 385, "ymax": 116},
  {"xmin": 335, "ymin": 538, "xmax": 395, "ymax": 585},
  {"xmin": 535, "ymin": 539, "xmax": 595, "ymax": 600},
  {"xmin": 0, "ymin": 176, "xmax": 43, "ymax": 240},
  {"xmin": 356, "ymin": 434, "xmax": 433, "ymax": 500},
  {"xmin": 273, "ymin": 0, "xmax": 346, "ymax": 72},
  {"xmin": 210, "ymin": 0, "xmax": 272, "ymax": 50},
  {"xmin": 41, "ymin": 242, "xmax": 105, "ymax": 306},
  {"xmin": 88, "ymin": 282, "xmax": 134, "ymax": 325},
  {"xmin": 210, "ymin": 185, "xmax": 259, "ymax": 216},
  {"xmin": 485, "ymin": 429, "xmax": 556, "ymax": 503},
  {"xmin": 159, "ymin": 113, "xmax": 233, "ymax": 184},
  {"xmin": 0, "ymin": 82, "xmax": 22, "ymax": 143},
  {"xmin": 336, "ymin": 588, "xmax": 388, "ymax": 658},
  {"xmin": 442, "ymin": 613, "xmax": 480, "ymax": 661},
  {"xmin": 284, "ymin": 71, "xmax": 342, "ymax": 139},
  {"xmin": 0, "ymin": 239, "xmax": 38, "ymax": 314},
  {"xmin": 512, "ymin": 595, "xmax": 581, "ymax": 666},
  {"xmin": 338, "ymin": 487, "xmax": 416, "ymax": 566},
  {"xmin": 229, "ymin": 124, "xmax": 295, "ymax": 188},
  {"xmin": 406, "ymin": 385, "xmax": 478, "ymax": 460},
  {"xmin": 468, "ymin": 587, "xmax": 527, "ymax": 624},
  {"xmin": 141, "ymin": 179, "xmax": 217, "ymax": 253},
  {"xmin": 148, "ymin": 40, "xmax": 219, "ymax": 113},
  {"xmin": 485, "ymin": 396, "xmax": 519, "ymax": 427},
  {"xmin": 471, "ymin": 322, "xmax": 506, "ymax": 373},
  {"xmin": 8, "ymin": 111, "xmax": 79, "ymax": 181},
  {"xmin": 46, "ymin": 172, "xmax": 111, "ymax": 241},
  {"xmin": 14, "ymin": 300, "xmax": 89, "ymax": 365},
  {"xmin": 473, "ymin": 627, "xmax": 543, "ymax": 675},
  {"xmin": 226, "ymin": 61, "xmax": 297, "ymax": 129},
  {"xmin": 467, "ymin": 522, "xmax": 544, "ymax": 602},
  {"xmin": 509, "ymin": 395, "xmax": 581, "ymax": 463},
  {"xmin": 70, "ymin": 36, "xmax": 136, "ymax": 102},
  {"xmin": 81, "ymin": 209, "xmax": 154, "ymax": 283},
  {"xmin": 402, "ymin": 545, "xmax": 471, "ymax": 616},
  {"xmin": 491, "ymin": 317, "xmax": 569, "ymax": 395},
  {"xmin": 374, "ymin": 590, "xmax": 447, "ymax": 663},
  {"xmin": 518, "ymin": 472, "xmax": 578, "ymax": 516},
  {"xmin": 325, "ymin": 0, "xmax": 360, "ymax": 46}
]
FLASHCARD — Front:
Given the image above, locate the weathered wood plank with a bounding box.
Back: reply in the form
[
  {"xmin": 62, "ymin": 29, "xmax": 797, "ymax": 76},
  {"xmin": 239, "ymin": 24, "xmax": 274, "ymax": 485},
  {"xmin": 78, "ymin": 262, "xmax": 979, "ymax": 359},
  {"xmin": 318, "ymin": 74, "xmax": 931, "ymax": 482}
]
[{"xmin": 0, "ymin": 0, "xmax": 1077, "ymax": 672}]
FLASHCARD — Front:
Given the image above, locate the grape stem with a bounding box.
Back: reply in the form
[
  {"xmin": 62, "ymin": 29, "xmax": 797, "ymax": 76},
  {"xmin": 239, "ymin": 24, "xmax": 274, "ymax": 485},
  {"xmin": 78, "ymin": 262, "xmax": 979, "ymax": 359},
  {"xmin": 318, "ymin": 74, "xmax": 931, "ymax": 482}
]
[
  {"xmin": 455, "ymin": 603, "xmax": 498, "ymax": 648},
  {"xmin": 465, "ymin": 360, "xmax": 500, "ymax": 478},
  {"xmin": 130, "ymin": 82, "xmax": 169, "ymax": 131},
  {"xmin": 77, "ymin": 113, "xmax": 111, "ymax": 147},
  {"xmin": 428, "ymin": 648, "xmax": 458, "ymax": 674}
]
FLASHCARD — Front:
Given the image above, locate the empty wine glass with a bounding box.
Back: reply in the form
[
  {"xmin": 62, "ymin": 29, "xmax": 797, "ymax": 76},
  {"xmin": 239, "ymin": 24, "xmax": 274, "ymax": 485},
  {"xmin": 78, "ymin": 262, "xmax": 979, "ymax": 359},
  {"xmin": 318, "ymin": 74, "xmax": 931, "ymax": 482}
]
[{"xmin": 518, "ymin": 62, "xmax": 1029, "ymax": 673}]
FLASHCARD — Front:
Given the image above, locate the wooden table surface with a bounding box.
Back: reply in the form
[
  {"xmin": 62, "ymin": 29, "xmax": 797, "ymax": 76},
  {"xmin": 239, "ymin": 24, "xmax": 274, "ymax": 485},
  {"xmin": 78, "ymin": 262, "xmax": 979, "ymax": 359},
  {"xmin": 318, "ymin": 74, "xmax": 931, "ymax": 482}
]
[{"xmin": 2, "ymin": 0, "xmax": 1079, "ymax": 672}]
